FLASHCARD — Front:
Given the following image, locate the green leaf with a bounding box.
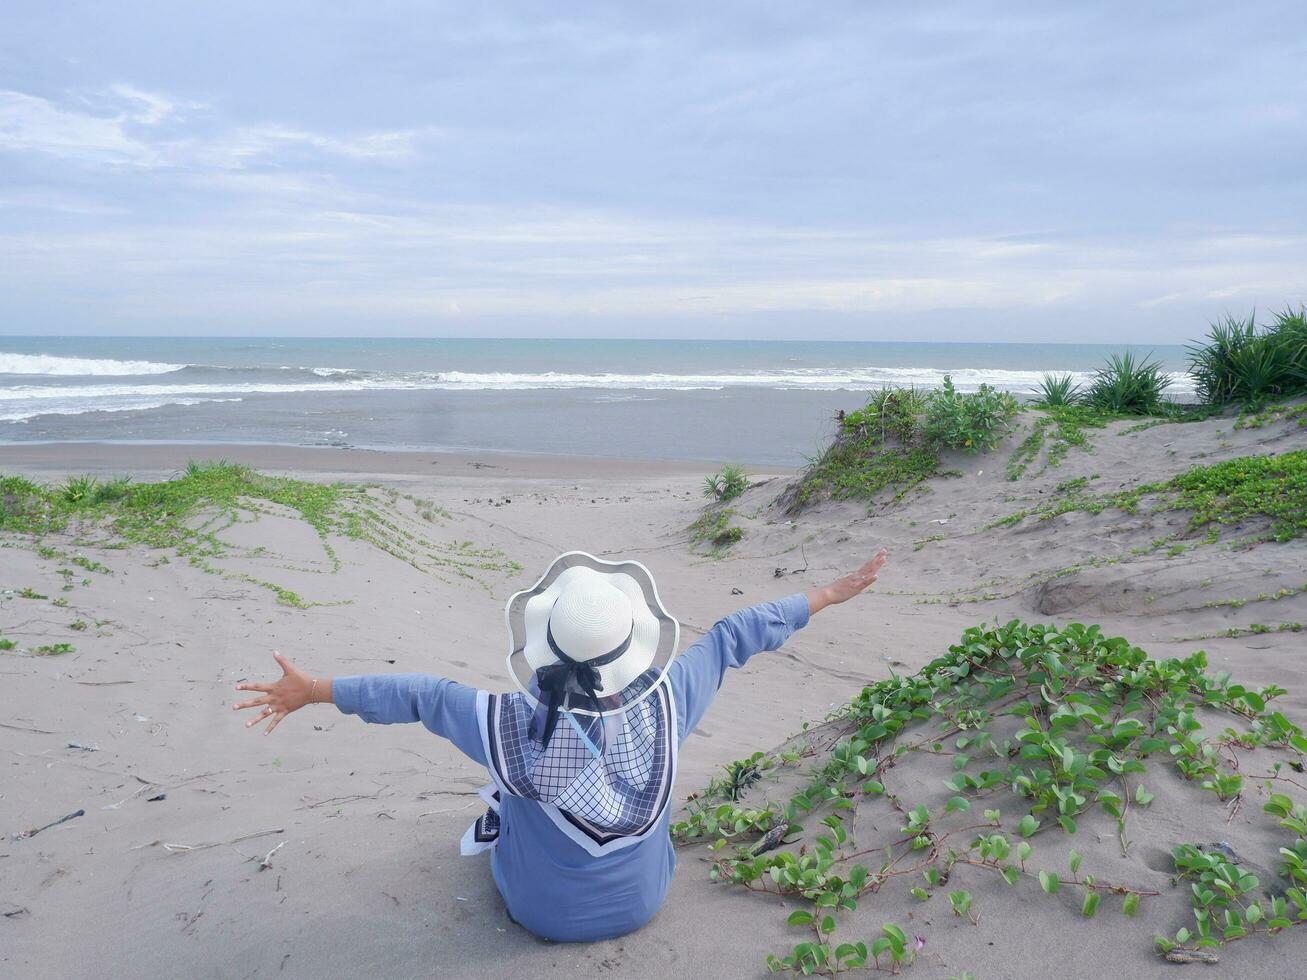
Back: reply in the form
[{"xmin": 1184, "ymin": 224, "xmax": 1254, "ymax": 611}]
[
  {"xmin": 1068, "ymin": 849, "xmax": 1082, "ymax": 874},
  {"xmin": 820, "ymin": 915, "xmax": 836, "ymax": 935},
  {"xmin": 1134, "ymin": 784, "xmax": 1154, "ymax": 806},
  {"xmin": 1001, "ymin": 865, "xmax": 1019, "ymax": 886},
  {"xmin": 862, "ymin": 780, "xmax": 885, "ymax": 795},
  {"xmin": 1016, "ymin": 841, "xmax": 1033, "ymax": 863},
  {"xmin": 1058, "ymin": 814, "xmax": 1077, "ymax": 834},
  {"xmin": 944, "ymin": 795, "xmax": 971, "ymax": 813},
  {"xmin": 1018, "ymin": 814, "xmax": 1039, "ymax": 837},
  {"xmin": 910, "ymin": 887, "xmax": 929, "ymax": 901},
  {"xmin": 1265, "ymin": 793, "xmax": 1294, "ymax": 818},
  {"xmin": 1175, "ymin": 927, "xmax": 1190, "ymax": 944},
  {"xmin": 787, "ymin": 910, "xmax": 813, "ymax": 927},
  {"xmin": 1039, "ymin": 870, "xmax": 1059, "ymax": 894},
  {"xmin": 1081, "ymin": 892, "xmax": 1100, "ymax": 917},
  {"xmin": 1122, "ymin": 893, "xmax": 1139, "ymax": 917}
]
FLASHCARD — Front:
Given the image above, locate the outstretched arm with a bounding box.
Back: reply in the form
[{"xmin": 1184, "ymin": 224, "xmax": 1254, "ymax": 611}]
[
  {"xmin": 233, "ymin": 652, "xmax": 486, "ymax": 764},
  {"xmin": 668, "ymin": 549, "xmax": 887, "ymax": 741}
]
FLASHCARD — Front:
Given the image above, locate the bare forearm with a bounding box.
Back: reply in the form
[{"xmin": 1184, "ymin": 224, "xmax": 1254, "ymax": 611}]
[
  {"xmin": 805, "ymin": 585, "xmax": 837, "ymax": 616},
  {"xmin": 309, "ymin": 676, "xmax": 334, "ymax": 705}
]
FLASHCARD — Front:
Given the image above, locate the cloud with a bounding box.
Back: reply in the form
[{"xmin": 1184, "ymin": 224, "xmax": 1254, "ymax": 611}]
[
  {"xmin": 196, "ymin": 125, "xmax": 432, "ymax": 167},
  {"xmin": 1, "ymin": 2, "xmax": 1304, "ymax": 339},
  {"xmin": 103, "ymin": 83, "xmax": 189, "ymax": 125},
  {"xmin": 0, "ymin": 87, "xmax": 432, "ymax": 170},
  {"xmin": 0, "ymin": 90, "xmax": 154, "ymax": 165},
  {"xmin": 1, "ymin": 186, "xmax": 1301, "ymax": 330}
]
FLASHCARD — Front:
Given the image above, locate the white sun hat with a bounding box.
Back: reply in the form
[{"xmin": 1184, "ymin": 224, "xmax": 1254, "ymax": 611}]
[{"xmin": 505, "ymin": 551, "xmax": 679, "ymax": 719}]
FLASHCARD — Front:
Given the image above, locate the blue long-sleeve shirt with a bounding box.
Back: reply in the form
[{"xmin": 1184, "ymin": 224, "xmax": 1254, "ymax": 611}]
[{"xmin": 331, "ymin": 592, "xmax": 811, "ymax": 942}]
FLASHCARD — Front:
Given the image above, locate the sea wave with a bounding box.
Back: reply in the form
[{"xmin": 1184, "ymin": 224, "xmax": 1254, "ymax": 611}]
[
  {"xmin": 0, "ymin": 364, "xmax": 1200, "ymax": 422},
  {"xmin": 0, "ymin": 351, "xmax": 1200, "ymax": 394},
  {"xmin": 0, "ymin": 396, "xmax": 242, "ymax": 423},
  {"xmin": 0, "ymin": 352, "xmax": 187, "ymax": 376},
  {"xmin": 0, "ymin": 368, "xmax": 1200, "ymax": 398}
]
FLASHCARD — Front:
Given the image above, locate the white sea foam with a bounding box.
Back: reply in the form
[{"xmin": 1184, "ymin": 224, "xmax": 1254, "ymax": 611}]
[
  {"xmin": 426, "ymin": 367, "xmax": 1198, "ymax": 394},
  {"xmin": 0, "ymin": 396, "xmax": 242, "ymax": 423},
  {"xmin": 0, "ymin": 352, "xmax": 186, "ymax": 376},
  {"xmin": 309, "ymin": 366, "xmax": 359, "ymax": 377}
]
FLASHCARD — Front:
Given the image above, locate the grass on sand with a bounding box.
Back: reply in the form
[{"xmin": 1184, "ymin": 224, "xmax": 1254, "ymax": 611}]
[{"xmin": 0, "ymin": 461, "xmax": 519, "ymax": 608}]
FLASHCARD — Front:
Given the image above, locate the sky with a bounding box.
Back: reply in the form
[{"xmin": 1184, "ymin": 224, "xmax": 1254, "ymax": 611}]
[{"xmin": 1, "ymin": 1, "xmax": 1304, "ymax": 343}]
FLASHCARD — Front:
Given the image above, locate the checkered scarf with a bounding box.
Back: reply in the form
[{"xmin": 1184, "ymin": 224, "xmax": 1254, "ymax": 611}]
[{"xmin": 480, "ymin": 670, "xmax": 675, "ymax": 843}]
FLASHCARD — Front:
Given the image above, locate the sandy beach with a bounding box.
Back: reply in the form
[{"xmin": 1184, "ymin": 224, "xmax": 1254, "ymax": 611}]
[{"xmin": 3, "ymin": 409, "xmax": 1306, "ymax": 979}]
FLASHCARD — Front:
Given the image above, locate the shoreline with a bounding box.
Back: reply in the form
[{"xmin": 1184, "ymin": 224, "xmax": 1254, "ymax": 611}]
[{"xmin": 0, "ymin": 440, "xmax": 783, "ymax": 482}]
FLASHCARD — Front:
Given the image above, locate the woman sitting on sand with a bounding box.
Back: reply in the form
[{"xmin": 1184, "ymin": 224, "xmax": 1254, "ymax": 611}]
[{"xmin": 233, "ymin": 549, "xmax": 887, "ymax": 941}]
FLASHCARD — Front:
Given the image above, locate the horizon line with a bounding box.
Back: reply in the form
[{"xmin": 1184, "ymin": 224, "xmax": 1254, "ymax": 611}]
[{"xmin": 0, "ymin": 334, "xmax": 1192, "ymax": 348}]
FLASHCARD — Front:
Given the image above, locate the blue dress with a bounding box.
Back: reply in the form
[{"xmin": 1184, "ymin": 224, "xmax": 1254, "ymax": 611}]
[{"xmin": 330, "ymin": 593, "xmax": 810, "ymax": 941}]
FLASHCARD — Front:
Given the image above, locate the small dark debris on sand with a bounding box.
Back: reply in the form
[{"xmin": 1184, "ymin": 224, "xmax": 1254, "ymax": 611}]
[
  {"xmin": 13, "ymin": 808, "xmax": 84, "ymax": 840},
  {"xmin": 750, "ymin": 824, "xmax": 789, "ymax": 857}
]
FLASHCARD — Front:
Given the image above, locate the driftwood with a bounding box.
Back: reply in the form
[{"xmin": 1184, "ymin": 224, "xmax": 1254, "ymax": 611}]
[
  {"xmin": 257, "ymin": 840, "xmax": 287, "ymax": 870},
  {"xmin": 0, "ymin": 721, "xmax": 61, "ymax": 735},
  {"xmin": 133, "ymin": 827, "xmax": 285, "ymax": 854},
  {"xmin": 1163, "ymin": 949, "xmax": 1221, "ymax": 965}
]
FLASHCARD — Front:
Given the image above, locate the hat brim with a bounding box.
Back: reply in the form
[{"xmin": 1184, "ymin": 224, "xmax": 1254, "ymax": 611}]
[{"xmin": 505, "ymin": 551, "xmax": 679, "ymax": 717}]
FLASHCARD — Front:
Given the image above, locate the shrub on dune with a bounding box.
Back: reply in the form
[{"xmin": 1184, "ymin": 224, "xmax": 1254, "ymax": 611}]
[
  {"xmin": 919, "ymin": 376, "xmax": 1020, "ymax": 452},
  {"xmin": 1084, "ymin": 350, "xmax": 1172, "ymax": 415},
  {"xmin": 791, "ymin": 377, "xmax": 1018, "ymax": 508}
]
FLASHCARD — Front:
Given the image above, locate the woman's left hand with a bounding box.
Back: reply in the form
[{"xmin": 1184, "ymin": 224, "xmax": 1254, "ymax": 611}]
[{"xmin": 807, "ymin": 549, "xmax": 888, "ymax": 614}]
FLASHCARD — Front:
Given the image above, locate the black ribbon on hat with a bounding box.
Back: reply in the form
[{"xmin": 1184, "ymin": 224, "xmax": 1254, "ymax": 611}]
[{"xmin": 535, "ymin": 621, "xmax": 632, "ymax": 749}]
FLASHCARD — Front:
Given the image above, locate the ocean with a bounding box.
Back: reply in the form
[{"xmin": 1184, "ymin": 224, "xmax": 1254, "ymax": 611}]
[{"xmin": 0, "ymin": 338, "xmax": 1193, "ymax": 466}]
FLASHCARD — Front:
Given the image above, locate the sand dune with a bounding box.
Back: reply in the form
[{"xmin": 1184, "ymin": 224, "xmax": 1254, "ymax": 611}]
[{"xmin": 2, "ymin": 408, "xmax": 1305, "ymax": 978}]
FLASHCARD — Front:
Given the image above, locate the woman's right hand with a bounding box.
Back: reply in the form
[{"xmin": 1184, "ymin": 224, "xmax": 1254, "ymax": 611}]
[{"xmin": 232, "ymin": 650, "xmax": 327, "ymax": 735}]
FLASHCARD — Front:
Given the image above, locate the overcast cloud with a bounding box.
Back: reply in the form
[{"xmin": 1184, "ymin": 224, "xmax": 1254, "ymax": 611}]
[{"xmin": 1, "ymin": 1, "xmax": 1304, "ymax": 341}]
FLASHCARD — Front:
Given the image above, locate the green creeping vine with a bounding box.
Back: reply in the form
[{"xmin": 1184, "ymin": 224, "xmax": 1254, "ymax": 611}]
[
  {"xmin": 1158, "ymin": 794, "xmax": 1307, "ymax": 954},
  {"xmin": 0, "ymin": 463, "xmax": 519, "ymax": 606},
  {"xmin": 1005, "ymin": 407, "xmax": 1113, "ymax": 481},
  {"xmin": 988, "ymin": 450, "xmax": 1307, "ymax": 544},
  {"xmin": 688, "ymin": 507, "xmax": 746, "ymax": 552},
  {"xmin": 671, "ymin": 621, "xmax": 1307, "ymax": 975}
]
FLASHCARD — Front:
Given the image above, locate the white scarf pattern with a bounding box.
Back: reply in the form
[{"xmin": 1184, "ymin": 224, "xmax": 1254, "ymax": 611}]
[{"xmin": 462, "ymin": 671, "xmax": 677, "ymax": 857}]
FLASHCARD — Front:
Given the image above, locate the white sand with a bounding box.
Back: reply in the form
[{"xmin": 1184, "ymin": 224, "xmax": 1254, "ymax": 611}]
[{"xmin": 2, "ymin": 413, "xmax": 1305, "ymax": 978}]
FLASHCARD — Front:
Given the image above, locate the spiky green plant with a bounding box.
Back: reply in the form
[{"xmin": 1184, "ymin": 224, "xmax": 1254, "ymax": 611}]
[
  {"xmin": 1187, "ymin": 308, "xmax": 1307, "ymax": 406},
  {"xmin": 92, "ymin": 476, "xmax": 133, "ymax": 504},
  {"xmin": 1032, "ymin": 373, "xmax": 1083, "ymax": 407},
  {"xmin": 58, "ymin": 474, "xmax": 100, "ymax": 504},
  {"xmin": 703, "ymin": 463, "xmax": 750, "ymax": 502},
  {"xmin": 1273, "ymin": 306, "xmax": 1307, "ymax": 388},
  {"xmin": 1084, "ymin": 351, "xmax": 1172, "ymax": 414}
]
